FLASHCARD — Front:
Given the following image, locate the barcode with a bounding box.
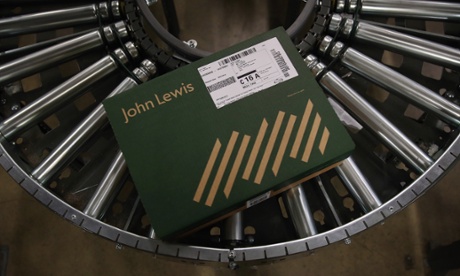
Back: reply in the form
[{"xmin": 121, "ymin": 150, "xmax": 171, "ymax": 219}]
[
  {"xmin": 271, "ymin": 49, "xmax": 290, "ymax": 77},
  {"xmin": 206, "ymin": 76, "xmax": 236, "ymax": 93},
  {"xmin": 218, "ymin": 48, "xmax": 257, "ymax": 66}
]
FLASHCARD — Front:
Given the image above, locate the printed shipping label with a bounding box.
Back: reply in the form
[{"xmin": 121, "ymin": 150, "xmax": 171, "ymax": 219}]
[{"xmin": 198, "ymin": 37, "xmax": 298, "ymax": 109}]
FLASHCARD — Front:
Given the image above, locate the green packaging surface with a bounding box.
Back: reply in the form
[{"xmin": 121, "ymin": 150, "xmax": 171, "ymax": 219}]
[{"xmin": 103, "ymin": 27, "xmax": 355, "ymax": 239}]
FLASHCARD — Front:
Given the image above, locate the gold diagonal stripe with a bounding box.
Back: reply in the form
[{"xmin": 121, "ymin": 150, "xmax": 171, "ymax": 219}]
[
  {"xmin": 272, "ymin": 114, "xmax": 297, "ymax": 176},
  {"xmin": 205, "ymin": 131, "xmax": 239, "ymax": 207},
  {"xmin": 242, "ymin": 119, "xmax": 268, "ymax": 180},
  {"xmin": 194, "ymin": 139, "xmax": 221, "ymax": 203},
  {"xmin": 302, "ymin": 113, "xmax": 321, "ymax": 163},
  {"xmin": 290, "ymin": 100, "xmax": 313, "ymax": 158},
  {"xmin": 319, "ymin": 127, "xmax": 330, "ymax": 155},
  {"xmin": 255, "ymin": 111, "xmax": 285, "ymax": 184},
  {"xmin": 224, "ymin": 135, "xmax": 251, "ymax": 198}
]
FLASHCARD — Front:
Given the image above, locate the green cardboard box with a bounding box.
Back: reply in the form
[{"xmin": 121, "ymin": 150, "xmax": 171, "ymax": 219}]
[{"xmin": 103, "ymin": 27, "xmax": 355, "ymax": 240}]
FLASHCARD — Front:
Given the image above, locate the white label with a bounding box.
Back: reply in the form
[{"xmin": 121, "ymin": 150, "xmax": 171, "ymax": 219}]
[
  {"xmin": 198, "ymin": 37, "xmax": 298, "ymax": 109},
  {"xmin": 246, "ymin": 191, "xmax": 272, "ymax": 208}
]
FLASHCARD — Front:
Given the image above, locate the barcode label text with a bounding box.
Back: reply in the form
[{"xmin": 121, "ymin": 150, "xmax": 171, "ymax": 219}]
[
  {"xmin": 271, "ymin": 49, "xmax": 290, "ymax": 77},
  {"xmin": 206, "ymin": 76, "xmax": 236, "ymax": 93},
  {"xmin": 218, "ymin": 48, "xmax": 257, "ymax": 66}
]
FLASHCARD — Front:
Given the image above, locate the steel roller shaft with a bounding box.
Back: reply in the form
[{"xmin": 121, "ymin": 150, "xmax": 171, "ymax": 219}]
[
  {"xmin": 0, "ymin": 1, "xmax": 120, "ymax": 37},
  {"xmin": 0, "ymin": 29, "xmax": 94, "ymax": 62},
  {"xmin": 0, "ymin": 21, "xmax": 128, "ymax": 86},
  {"xmin": 223, "ymin": 212, "xmax": 244, "ymax": 245},
  {"xmin": 304, "ymin": 54, "xmax": 433, "ymax": 174},
  {"xmin": 148, "ymin": 227, "xmax": 155, "ymax": 239},
  {"xmin": 320, "ymin": 34, "xmax": 460, "ymax": 127},
  {"xmin": 336, "ymin": 157, "xmax": 382, "ymax": 213},
  {"xmin": 283, "ymin": 185, "xmax": 318, "ymax": 238},
  {"xmin": 316, "ymin": 176, "xmax": 343, "ymax": 226},
  {"xmin": 84, "ymin": 150, "xmax": 127, "ymax": 218},
  {"xmin": 123, "ymin": 196, "xmax": 142, "ymax": 230},
  {"xmin": 353, "ymin": 0, "xmax": 460, "ymax": 21},
  {"xmin": 0, "ymin": 41, "xmax": 139, "ymax": 141},
  {"xmin": 329, "ymin": 15, "xmax": 460, "ymax": 71},
  {"xmin": 31, "ymin": 59, "xmax": 156, "ymax": 185}
]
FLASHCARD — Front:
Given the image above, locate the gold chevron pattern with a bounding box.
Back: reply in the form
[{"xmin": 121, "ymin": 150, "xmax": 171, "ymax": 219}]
[{"xmin": 193, "ymin": 99, "xmax": 331, "ymax": 207}]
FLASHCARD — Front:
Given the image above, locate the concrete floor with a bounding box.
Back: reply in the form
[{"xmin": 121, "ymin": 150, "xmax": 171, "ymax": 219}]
[{"xmin": 0, "ymin": 161, "xmax": 459, "ymax": 275}]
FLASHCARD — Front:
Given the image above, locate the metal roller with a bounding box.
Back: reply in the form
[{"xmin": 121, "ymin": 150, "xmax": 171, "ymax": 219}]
[
  {"xmin": 223, "ymin": 212, "xmax": 244, "ymax": 246},
  {"xmin": 344, "ymin": 0, "xmax": 460, "ymax": 21},
  {"xmin": 335, "ymin": 0, "xmax": 346, "ymax": 13},
  {"xmin": 304, "ymin": 54, "xmax": 433, "ymax": 174},
  {"xmin": 0, "ymin": 1, "xmax": 121, "ymax": 37},
  {"xmin": 148, "ymin": 227, "xmax": 156, "ymax": 239},
  {"xmin": 31, "ymin": 59, "xmax": 156, "ymax": 185},
  {"xmin": 283, "ymin": 185, "xmax": 318, "ymax": 238},
  {"xmin": 0, "ymin": 21, "xmax": 128, "ymax": 86},
  {"xmin": 328, "ymin": 14, "xmax": 460, "ymax": 71},
  {"xmin": 0, "ymin": 41, "xmax": 139, "ymax": 141},
  {"xmin": 319, "ymin": 35, "xmax": 460, "ymax": 127},
  {"xmin": 316, "ymin": 176, "xmax": 343, "ymax": 226},
  {"xmin": 336, "ymin": 157, "xmax": 382, "ymax": 213},
  {"xmin": 84, "ymin": 150, "xmax": 127, "ymax": 219},
  {"xmin": 0, "ymin": 29, "xmax": 95, "ymax": 62},
  {"xmin": 123, "ymin": 196, "xmax": 142, "ymax": 230}
]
